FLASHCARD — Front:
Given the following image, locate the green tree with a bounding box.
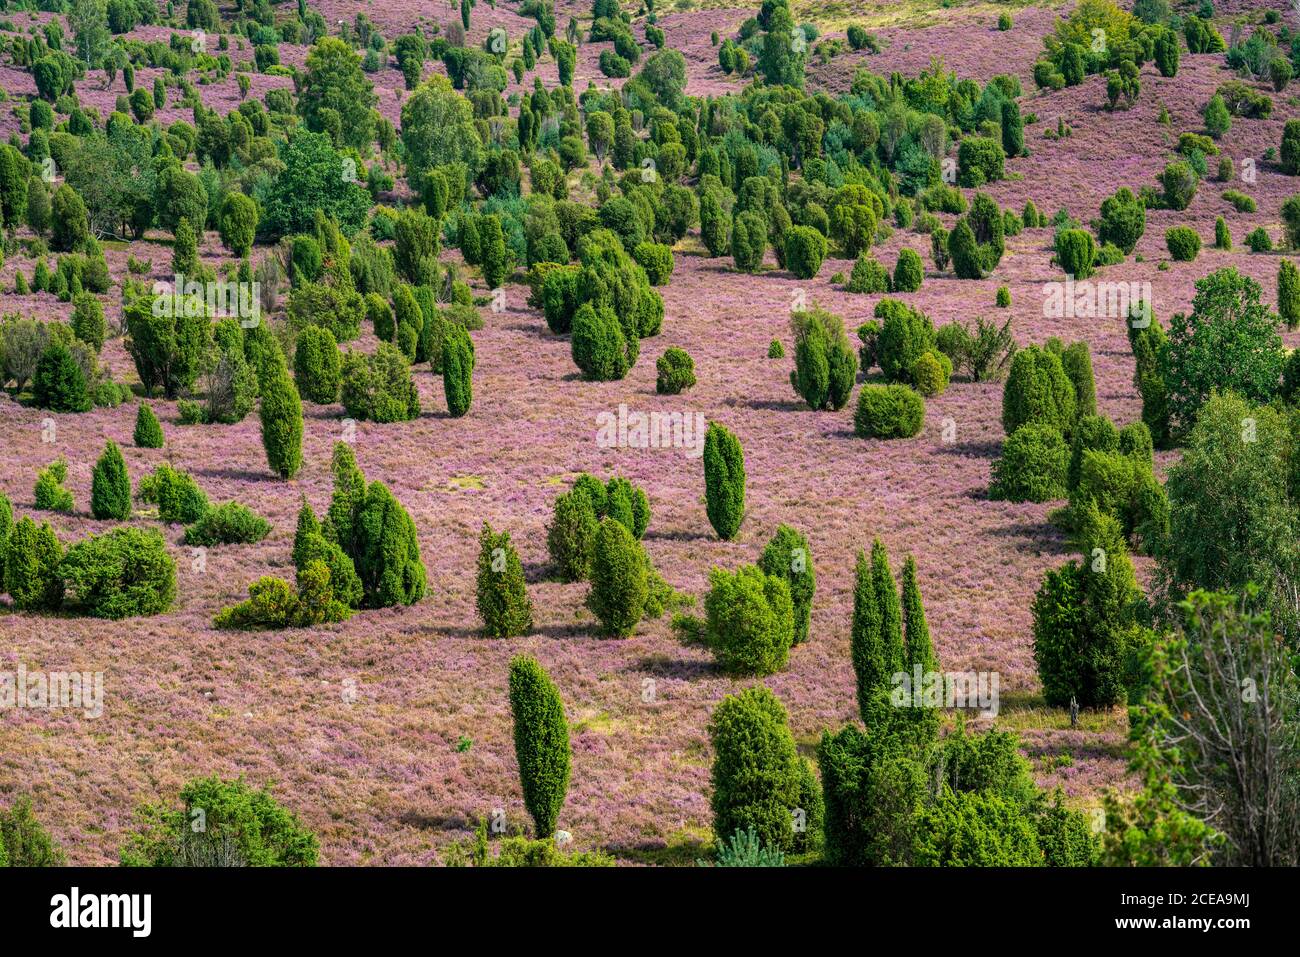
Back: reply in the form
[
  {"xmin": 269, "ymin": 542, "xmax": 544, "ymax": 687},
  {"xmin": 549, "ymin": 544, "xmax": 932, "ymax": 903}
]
[
  {"xmin": 218, "ymin": 192, "xmax": 258, "ymax": 258},
  {"xmin": 299, "ymin": 37, "xmax": 377, "ymax": 150},
  {"xmin": 508, "ymin": 655, "xmax": 571, "ymax": 838},
  {"xmin": 4, "ymin": 517, "xmax": 64, "ymax": 612},
  {"xmin": 90, "ymin": 440, "xmax": 131, "ymax": 520},
  {"xmin": 585, "ymin": 517, "xmax": 648, "ymax": 637},
  {"xmin": 1159, "ymin": 394, "xmax": 1300, "ymax": 639},
  {"xmin": 758, "ymin": 524, "xmax": 815, "ymax": 646},
  {"xmin": 442, "ymin": 323, "xmax": 474, "ymax": 417},
  {"xmin": 708, "ymin": 686, "xmax": 803, "ymax": 853},
  {"xmin": 476, "ymin": 523, "xmax": 533, "ymax": 637},
  {"xmin": 1163, "ymin": 268, "xmax": 1283, "ymax": 433},
  {"xmin": 259, "ymin": 359, "xmax": 304, "ymax": 479},
  {"xmin": 703, "ymin": 421, "xmax": 745, "ymax": 539}
]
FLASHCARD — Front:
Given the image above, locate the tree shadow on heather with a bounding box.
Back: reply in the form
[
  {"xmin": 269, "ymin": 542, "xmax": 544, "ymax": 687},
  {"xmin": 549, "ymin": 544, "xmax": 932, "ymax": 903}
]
[
  {"xmin": 642, "ymin": 528, "xmax": 714, "ymax": 543},
  {"xmin": 934, "ymin": 438, "xmax": 1001, "ymax": 458},
  {"xmin": 500, "ymin": 321, "xmax": 554, "ymax": 340},
  {"xmin": 727, "ymin": 396, "xmax": 807, "ymax": 413},
  {"xmin": 192, "ymin": 465, "xmax": 276, "ymax": 483},
  {"xmin": 628, "ymin": 654, "xmax": 718, "ymax": 681}
]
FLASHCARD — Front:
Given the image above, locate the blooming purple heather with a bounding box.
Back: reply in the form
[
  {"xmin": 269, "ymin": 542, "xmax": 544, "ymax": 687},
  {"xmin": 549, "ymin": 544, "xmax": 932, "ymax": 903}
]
[{"xmin": 0, "ymin": 0, "xmax": 1291, "ymax": 869}]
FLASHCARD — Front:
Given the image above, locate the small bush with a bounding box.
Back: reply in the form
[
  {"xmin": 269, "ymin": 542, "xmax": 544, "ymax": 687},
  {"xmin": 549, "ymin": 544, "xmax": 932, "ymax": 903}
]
[
  {"xmin": 90, "ymin": 441, "xmax": 132, "ymax": 520},
  {"xmin": 633, "ymin": 242, "xmax": 674, "ymax": 285},
  {"xmin": 476, "ymin": 523, "xmax": 533, "ymax": 638},
  {"xmin": 854, "ymin": 384, "xmax": 925, "ymax": 439},
  {"xmin": 990, "ymin": 424, "xmax": 1069, "ymax": 502},
  {"xmin": 1165, "ymin": 226, "xmax": 1201, "ymax": 261},
  {"xmin": 33, "ymin": 459, "xmax": 74, "ymax": 512},
  {"xmin": 340, "ymin": 344, "xmax": 420, "ymax": 422},
  {"xmin": 118, "ymin": 776, "xmax": 318, "ymax": 867},
  {"xmin": 704, "ymin": 565, "xmax": 795, "ymax": 676},
  {"xmin": 783, "ymin": 225, "xmax": 827, "ymax": 280},
  {"xmin": 182, "ymin": 501, "xmax": 272, "ymax": 546},
  {"xmin": 655, "ymin": 347, "xmax": 696, "ymax": 394},
  {"xmin": 911, "ymin": 350, "xmax": 951, "ymax": 397},
  {"xmin": 138, "ymin": 463, "xmax": 209, "ymax": 524},
  {"xmin": 892, "ymin": 247, "xmax": 923, "ymax": 292},
  {"xmin": 1245, "ymin": 227, "xmax": 1272, "ymax": 252},
  {"xmin": 768, "ymin": 339, "xmax": 784, "ymax": 358},
  {"xmin": 134, "ymin": 403, "xmax": 164, "ymax": 448},
  {"xmin": 571, "ymin": 302, "xmax": 630, "ymax": 381},
  {"xmin": 60, "ymin": 526, "xmax": 176, "ymax": 619},
  {"xmin": 996, "ymin": 286, "xmax": 1011, "ymax": 308},
  {"xmin": 846, "ymin": 254, "xmax": 890, "ymax": 294}
]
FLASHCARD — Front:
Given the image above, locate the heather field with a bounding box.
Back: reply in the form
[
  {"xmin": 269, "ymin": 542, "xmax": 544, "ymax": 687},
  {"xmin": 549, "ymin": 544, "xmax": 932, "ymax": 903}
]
[{"xmin": 0, "ymin": 0, "xmax": 1296, "ymax": 871}]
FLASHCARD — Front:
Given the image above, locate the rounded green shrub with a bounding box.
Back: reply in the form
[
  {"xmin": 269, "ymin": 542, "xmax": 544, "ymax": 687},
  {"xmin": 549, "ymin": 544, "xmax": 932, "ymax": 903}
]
[
  {"xmin": 876, "ymin": 299, "xmax": 936, "ymax": 385},
  {"xmin": 182, "ymin": 501, "xmax": 272, "ymax": 546},
  {"xmin": 846, "ymin": 253, "xmax": 890, "ymax": 293},
  {"xmin": 633, "ymin": 242, "xmax": 674, "ymax": 285},
  {"xmin": 1055, "ymin": 229, "xmax": 1096, "ymax": 279},
  {"xmin": 911, "ymin": 350, "xmax": 950, "ymax": 397},
  {"xmin": 783, "ymin": 225, "xmax": 827, "ymax": 280},
  {"xmin": 60, "ymin": 526, "xmax": 176, "ymax": 619},
  {"xmin": 854, "ymin": 384, "xmax": 925, "ymax": 439},
  {"xmin": 655, "ymin": 346, "xmax": 696, "ymax": 394},
  {"xmin": 1002, "ymin": 345, "xmax": 1076, "ymax": 438},
  {"xmin": 138, "ymin": 463, "xmax": 208, "ymax": 524},
  {"xmin": 1165, "ymin": 225, "xmax": 1201, "ymax": 261},
  {"xmin": 990, "ymin": 423, "xmax": 1069, "ymax": 502},
  {"xmin": 996, "ymin": 286, "xmax": 1011, "ymax": 308},
  {"xmin": 704, "ymin": 564, "xmax": 795, "ymax": 676},
  {"xmin": 571, "ymin": 302, "xmax": 630, "ymax": 381},
  {"xmin": 134, "ymin": 403, "xmax": 164, "ymax": 448},
  {"xmin": 892, "ymin": 247, "xmax": 923, "ymax": 292}
]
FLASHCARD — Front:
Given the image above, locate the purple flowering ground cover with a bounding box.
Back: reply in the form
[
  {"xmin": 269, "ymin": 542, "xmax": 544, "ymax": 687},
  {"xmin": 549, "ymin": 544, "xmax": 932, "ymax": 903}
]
[{"xmin": 1, "ymin": 0, "xmax": 1297, "ymax": 864}]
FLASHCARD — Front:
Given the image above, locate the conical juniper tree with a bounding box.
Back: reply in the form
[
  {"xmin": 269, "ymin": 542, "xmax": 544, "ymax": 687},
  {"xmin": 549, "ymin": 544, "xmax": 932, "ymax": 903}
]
[{"xmin": 508, "ymin": 655, "xmax": 571, "ymax": 839}]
